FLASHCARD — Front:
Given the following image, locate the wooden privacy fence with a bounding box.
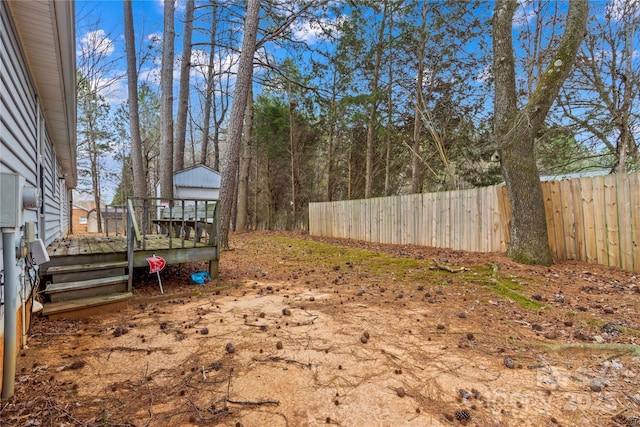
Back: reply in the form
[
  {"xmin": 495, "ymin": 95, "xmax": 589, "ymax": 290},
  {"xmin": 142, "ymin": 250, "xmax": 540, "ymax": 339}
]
[
  {"xmin": 309, "ymin": 172, "xmax": 640, "ymax": 273},
  {"xmin": 310, "ymin": 186, "xmax": 508, "ymax": 253}
]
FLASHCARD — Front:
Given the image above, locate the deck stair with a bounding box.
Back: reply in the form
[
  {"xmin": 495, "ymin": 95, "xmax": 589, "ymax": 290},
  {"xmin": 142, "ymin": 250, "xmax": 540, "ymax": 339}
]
[{"xmin": 42, "ymin": 260, "xmax": 132, "ymax": 319}]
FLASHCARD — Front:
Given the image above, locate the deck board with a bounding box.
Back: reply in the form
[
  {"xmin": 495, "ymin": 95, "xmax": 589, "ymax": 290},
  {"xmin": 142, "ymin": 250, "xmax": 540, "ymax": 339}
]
[{"xmin": 47, "ymin": 235, "xmax": 210, "ymax": 257}]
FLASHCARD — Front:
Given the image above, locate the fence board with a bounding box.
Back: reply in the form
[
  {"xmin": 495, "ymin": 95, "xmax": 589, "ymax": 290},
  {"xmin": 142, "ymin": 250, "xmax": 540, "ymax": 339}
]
[
  {"xmin": 631, "ymin": 173, "xmax": 640, "ymax": 271},
  {"xmin": 592, "ymin": 176, "xmax": 608, "ymax": 265},
  {"xmin": 570, "ymin": 178, "xmax": 585, "ymax": 262},
  {"xmin": 541, "ymin": 183, "xmax": 558, "ymax": 259},
  {"xmin": 560, "ymin": 179, "xmax": 576, "ymax": 260},
  {"xmin": 550, "ymin": 181, "xmax": 566, "ymax": 260},
  {"xmin": 616, "ymin": 174, "xmax": 633, "ymax": 270},
  {"xmin": 429, "ymin": 192, "xmax": 438, "ymax": 247},
  {"xmin": 604, "ymin": 174, "xmax": 620, "ymax": 268},
  {"xmin": 497, "ymin": 185, "xmax": 511, "ymax": 250},
  {"xmin": 451, "ymin": 191, "xmax": 460, "ymax": 250},
  {"xmin": 481, "ymin": 188, "xmax": 488, "ymax": 251},
  {"xmin": 580, "ymin": 178, "xmax": 597, "ymax": 264}
]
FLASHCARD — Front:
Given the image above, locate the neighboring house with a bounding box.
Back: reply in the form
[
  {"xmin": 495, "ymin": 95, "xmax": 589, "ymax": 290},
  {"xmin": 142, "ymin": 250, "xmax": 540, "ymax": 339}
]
[
  {"xmin": 1, "ymin": 0, "xmax": 76, "ymax": 398},
  {"xmin": 72, "ymin": 201, "xmax": 94, "ymax": 233},
  {"xmin": 72, "ymin": 201, "xmax": 128, "ymax": 235}
]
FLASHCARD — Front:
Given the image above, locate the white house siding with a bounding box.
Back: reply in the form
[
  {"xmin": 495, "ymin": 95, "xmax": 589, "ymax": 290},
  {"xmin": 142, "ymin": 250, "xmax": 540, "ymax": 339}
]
[
  {"xmin": 0, "ymin": 0, "xmax": 77, "ymax": 394},
  {"xmin": 0, "ymin": 1, "xmax": 68, "ymax": 246},
  {"xmin": 1, "ymin": 0, "xmax": 71, "ymax": 384},
  {"xmin": 0, "ymin": 2, "xmax": 37, "ymax": 184},
  {"xmin": 41, "ymin": 139, "xmax": 68, "ymax": 246}
]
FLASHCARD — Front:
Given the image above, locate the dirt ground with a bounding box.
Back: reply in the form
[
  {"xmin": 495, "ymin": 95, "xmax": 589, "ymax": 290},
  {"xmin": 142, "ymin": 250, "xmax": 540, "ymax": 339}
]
[{"xmin": 2, "ymin": 231, "xmax": 640, "ymax": 426}]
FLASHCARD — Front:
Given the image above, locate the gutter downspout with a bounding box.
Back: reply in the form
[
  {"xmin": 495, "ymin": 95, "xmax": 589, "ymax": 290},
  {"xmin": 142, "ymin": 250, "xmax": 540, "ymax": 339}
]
[
  {"xmin": 2, "ymin": 228, "xmax": 18, "ymax": 400},
  {"xmin": 21, "ymin": 270, "xmax": 27, "ymax": 347}
]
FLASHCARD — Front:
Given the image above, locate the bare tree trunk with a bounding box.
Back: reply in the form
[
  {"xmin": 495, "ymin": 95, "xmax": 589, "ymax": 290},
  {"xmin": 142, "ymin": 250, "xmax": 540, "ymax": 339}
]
[
  {"xmin": 364, "ymin": 0, "xmax": 388, "ymax": 199},
  {"xmin": 326, "ymin": 68, "xmax": 337, "ymax": 202},
  {"xmin": 616, "ymin": 17, "xmax": 636, "ymax": 173},
  {"xmin": 174, "ymin": 0, "xmax": 194, "ymax": 172},
  {"xmin": 289, "ymin": 96, "xmax": 297, "ymax": 227},
  {"xmin": 236, "ymin": 85, "xmax": 253, "ymax": 232},
  {"xmin": 384, "ymin": 12, "xmax": 394, "ymax": 196},
  {"xmin": 493, "ymin": 0, "xmax": 588, "ymax": 265},
  {"xmin": 253, "ymin": 148, "xmax": 259, "ymax": 230},
  {"xmin": 411, "ymin": 2, "xmax": 427, "ymax": 194},
  {"xmin": 159, "ymin": 0, "xmax": 175, "ymax": 199},
  {"xmin": 219, "ymin": 0, "xmax": 260, "ymax": 250},
  {"xmin": 212, "ymin": 62, "xmax": 231, "ymax": 171},
  {"xmin": 200, "ymin": 6, "xmax": 218, "ymax": 166},
  {"xmin": 123, "ymin": 0, "xmax": 147, "ymax": 199},
  {"xmin": 90, "ymin": 150, "xmax": 103, "ymax": 233},
  {"xmin": 188, "ymin": 108, "xmax": 196, "ymax": 165}
]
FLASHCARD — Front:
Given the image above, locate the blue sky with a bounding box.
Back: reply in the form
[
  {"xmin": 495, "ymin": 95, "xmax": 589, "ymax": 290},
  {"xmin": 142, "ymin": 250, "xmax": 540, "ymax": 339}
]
[
  {"xmin": 74, "ymin": 0, "xmax": 333, "ymax": 202},
  {"xmin": 75, "ymin": 1, "xmax": 332, "ymax": 105},
  {"xmin": 77, "ymin": 0, "xmax": 180, "ymax": 105},
  {"xmin": 74, "ymin": 1, "xmax": 640, "ymax": 203}
]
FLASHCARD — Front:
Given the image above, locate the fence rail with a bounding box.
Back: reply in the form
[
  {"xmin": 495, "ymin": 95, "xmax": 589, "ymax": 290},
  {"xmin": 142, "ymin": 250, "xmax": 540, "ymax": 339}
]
[{"xmin": 309, "ymin": 172, "xmax": 640, "ymax": 273}]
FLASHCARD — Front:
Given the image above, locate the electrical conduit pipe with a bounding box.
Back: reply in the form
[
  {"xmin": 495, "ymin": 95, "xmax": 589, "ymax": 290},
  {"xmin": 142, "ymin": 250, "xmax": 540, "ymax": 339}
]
[{"xmin": 2, "ymin": 228, "xmax": 18, "ymax": 399}]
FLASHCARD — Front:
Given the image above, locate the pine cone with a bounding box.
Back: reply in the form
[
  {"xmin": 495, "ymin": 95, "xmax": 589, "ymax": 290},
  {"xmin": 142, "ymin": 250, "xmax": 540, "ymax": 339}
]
[
  {"xmin": 455, "ymin": 409, "xmax": 471, "ymax": 421},
  {"xmin": 503, "ymin": 356, "xmax": 515, "ymax": 369}
]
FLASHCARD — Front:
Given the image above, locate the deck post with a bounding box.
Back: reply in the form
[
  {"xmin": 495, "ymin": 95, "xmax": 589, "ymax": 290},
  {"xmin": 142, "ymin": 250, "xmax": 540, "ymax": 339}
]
[
  {"xmin": 209, "ymin": 202, "xmax": 220, "ymax": 279},
  {"xmin": 126, "ymin": 199, "xmax": 135, "ymax": 292}
]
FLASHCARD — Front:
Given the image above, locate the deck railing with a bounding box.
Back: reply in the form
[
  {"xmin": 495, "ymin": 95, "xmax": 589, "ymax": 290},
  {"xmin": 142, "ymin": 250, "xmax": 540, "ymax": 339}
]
[
  {"xmin": 125, "ymin": 197, "xmax": 220, "ymax": 291},
  {"xmin": 104, "ymin": 205, "xmax": 127, "ymax": 236},
  {"xmin": 126, "ymin": 197, "xmax": 219, "ymax": 250}
]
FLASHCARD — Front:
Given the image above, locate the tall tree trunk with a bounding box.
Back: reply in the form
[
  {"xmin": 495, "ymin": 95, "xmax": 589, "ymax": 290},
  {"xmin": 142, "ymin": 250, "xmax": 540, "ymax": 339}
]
[
  {"xmin": 384, "ymin": 11, "xmax": 394, "ymax": 196},
  {"xmin": 616, "ymin": 18, "xmax": 635, "ymax": 173},
  {"xmin": 493, "ymin": 0, "xmax": 588, "ymax": 265},
  {"xmin": 159, "ymin": 0, "xmax": 175, "ymax": 199},
  {"xmin": 90, "ymin": 148, "xmax": 103, "ymax": 233},
  {"xmin": 411, "ymin": 2, "xmax": 427, "ymax": 194},
  {"xmin": 174, "ymin": 0, "xmax": 194, "ymax": 172},
  {"xmin": 188, "ymin": 108, "xmax": 196, "ymax": 164},
  {"xmin": 123, "ymin": 0, "xmax": 147, "ymax": 199},
  {"xmin": 219, "ymin": 0, "xmax": 260, "ymax": 250},
  {"xmin": 236, "ymin": 85, "xmax": 253, "ymax": 232},
  {"xmin": 201, "ymin": 6, "xmax": 218, "ymax": 165},
  {"xmin": 212, "ymin": 67, "xmax": 230, "ymax": 171},
  {"xmin": 289, "ymin": 96, "xmax": 297, "ymax": 227},
  {"xmin": 326, "ymin": 68, "xmax": 337, "ymax": 202},
  {"xmin": 364, "ymin": 0, "xmax": 388, "ymax": 199}
]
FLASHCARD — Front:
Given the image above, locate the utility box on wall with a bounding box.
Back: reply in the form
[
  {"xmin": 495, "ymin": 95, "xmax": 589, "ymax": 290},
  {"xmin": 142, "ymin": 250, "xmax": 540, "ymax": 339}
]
[
  {"xmin": 1, "ymin": 173, "xmax": 25, "ymax": 228},
  {"xmin": 1, "ymin": 173, "xmax": 41, "ymax": 228}
]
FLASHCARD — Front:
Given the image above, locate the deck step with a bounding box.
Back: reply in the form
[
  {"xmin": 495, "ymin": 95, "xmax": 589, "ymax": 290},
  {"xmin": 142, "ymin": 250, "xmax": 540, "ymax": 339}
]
[
  {"xmin": 46, "ymin": 261, "xmax": 128, "ymax": 283},
  {"xmin": 45, "ymin": 275, "xmax": 129, "ymax": 303},
  {"xmin": 46, "ymin": 260, "xmax": 128, "ymax": 275},
  {"xmin": 42, "ymin": 292, "xmax": 133, "ymax": 320}
]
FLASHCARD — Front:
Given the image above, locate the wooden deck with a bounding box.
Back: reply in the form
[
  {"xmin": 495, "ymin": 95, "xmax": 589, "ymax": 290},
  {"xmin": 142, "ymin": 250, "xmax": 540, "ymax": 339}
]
[
  {"xmin": 47, "ymin": 235, "xmax": 128, "ymax": 257},
  {"xmin": 45, "ymin": 234, "xmax": 217, "ymax": 272},
  {"xmin": 40, "ymin": 197, "xmax": 220, "ymax": 318},
  {"xmin": 47, "ymin": 235, "xmax": 211, "ymax": 257}
]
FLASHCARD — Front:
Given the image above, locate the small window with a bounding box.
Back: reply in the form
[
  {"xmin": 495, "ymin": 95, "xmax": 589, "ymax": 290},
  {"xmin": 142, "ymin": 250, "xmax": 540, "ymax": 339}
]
[{"xmin": 79, "ymin": 216, "xmax": 87, "ymax": 225}]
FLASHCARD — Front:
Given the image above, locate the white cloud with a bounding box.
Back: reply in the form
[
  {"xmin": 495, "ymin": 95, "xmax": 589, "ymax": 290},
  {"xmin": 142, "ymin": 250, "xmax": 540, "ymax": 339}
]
[
  {"xmin": 147, "ymin": 32, "xmax": 163, "ymax": 45},
  {"xmin": 291, "ymin": 15, "xmax": 346, "ymax": 44},
  {"xmin": 292, "ymin": 19, "xmax": 324, "ymax": 44},
  {"xmin": 606, "ymin": 0, "xmax": 640, "ymax": 21},
  {"xmin": 476, "ymin": 65, "xmax": 493, "ymax": 84},
  {"xmin": 78, "ymin": 29, "xmax": 115, "ymax": 58},
  {"xmin": 140, "ymin": 66, "xmax": 161, "ymax": 86},
  {"xmin": 513, "ymin": 0, "xmax": 537, "ymax": 29},
  {"xmin": 102, "ymin": 78, "xmax": 128, "ymax": 106},
  {"xmin": 190, "ymin": 49, "xmax": 239, "ymax": 79}
]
